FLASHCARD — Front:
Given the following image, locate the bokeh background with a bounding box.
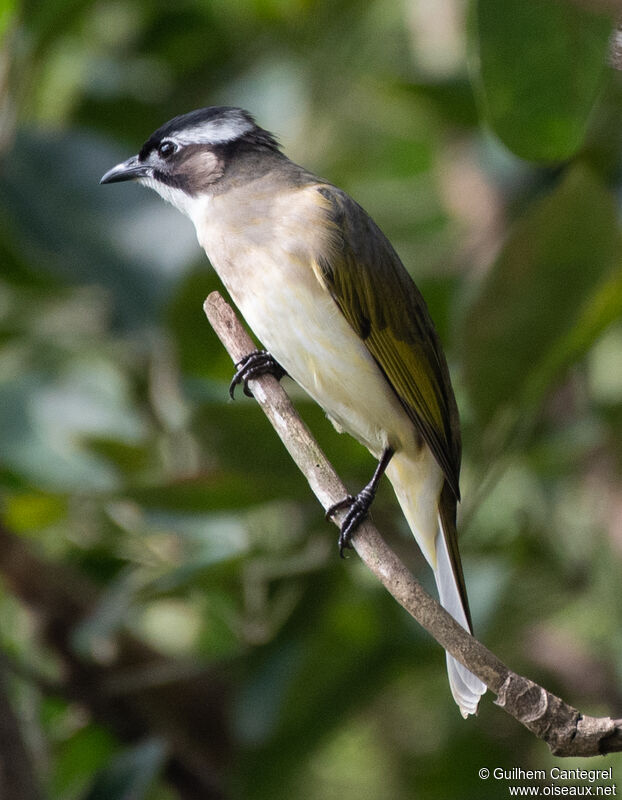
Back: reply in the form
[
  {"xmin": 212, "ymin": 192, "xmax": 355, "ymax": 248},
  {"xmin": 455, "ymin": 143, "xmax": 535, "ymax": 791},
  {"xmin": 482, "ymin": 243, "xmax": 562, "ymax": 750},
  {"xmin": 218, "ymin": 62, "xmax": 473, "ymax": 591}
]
[{"xmin": 1, "ymin": 1, "xmax": 622, "ymax": 798}]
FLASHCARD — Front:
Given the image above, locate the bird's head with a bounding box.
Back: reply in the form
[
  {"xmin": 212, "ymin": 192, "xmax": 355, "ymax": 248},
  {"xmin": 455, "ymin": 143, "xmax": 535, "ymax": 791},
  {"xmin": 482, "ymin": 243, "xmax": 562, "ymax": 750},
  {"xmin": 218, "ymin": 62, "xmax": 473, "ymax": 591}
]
[{"xmin": 100, "ymin": 106, "xmax": 280, "ymax": 216}]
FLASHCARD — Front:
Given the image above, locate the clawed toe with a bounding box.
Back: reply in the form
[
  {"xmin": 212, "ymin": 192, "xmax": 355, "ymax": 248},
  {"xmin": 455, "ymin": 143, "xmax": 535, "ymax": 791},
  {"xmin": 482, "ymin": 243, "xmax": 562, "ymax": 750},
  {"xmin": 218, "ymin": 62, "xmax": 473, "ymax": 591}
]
[
  {"xmin": 325, "ymin": 449, "xmax": 394, "ymax": 558},
  {"xmin": 327, "ymin": 489, "xmax": 375, "ymax": 557},
  {"xmin": 229, "ymin": 350, "xmax": 286, "ymax": 399},
  {"xmin": 325, "ymin": 495, "xmax": 355, "ymax": 521}
]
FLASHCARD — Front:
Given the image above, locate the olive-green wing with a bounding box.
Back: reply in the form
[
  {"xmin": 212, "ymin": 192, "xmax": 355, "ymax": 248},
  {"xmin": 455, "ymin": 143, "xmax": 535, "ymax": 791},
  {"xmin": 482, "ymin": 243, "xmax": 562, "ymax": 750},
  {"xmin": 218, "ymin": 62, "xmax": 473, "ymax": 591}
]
[
  {"xmin": 314, "ymin": 184, "xmax": 461, "ymax": 498},
  {"xmin": 314, "ymin": 184, "xmax": 470, "ymax": 626}
]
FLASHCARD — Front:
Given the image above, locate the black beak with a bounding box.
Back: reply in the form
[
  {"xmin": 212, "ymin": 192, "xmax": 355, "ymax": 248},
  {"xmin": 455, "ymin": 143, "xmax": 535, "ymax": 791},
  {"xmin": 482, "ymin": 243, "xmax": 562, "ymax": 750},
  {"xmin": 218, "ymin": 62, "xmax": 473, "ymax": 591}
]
[{"xmin": 100, "ymin": 155, "xmax": 151, "ymax": 184}]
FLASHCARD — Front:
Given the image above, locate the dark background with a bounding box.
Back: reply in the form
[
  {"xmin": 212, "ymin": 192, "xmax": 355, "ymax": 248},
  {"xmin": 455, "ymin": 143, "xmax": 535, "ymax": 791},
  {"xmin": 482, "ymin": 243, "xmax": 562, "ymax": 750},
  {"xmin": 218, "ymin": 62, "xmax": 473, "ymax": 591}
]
[{"xmin": 1, "ymin": 1, "xmax": 621, "ymax": 797}]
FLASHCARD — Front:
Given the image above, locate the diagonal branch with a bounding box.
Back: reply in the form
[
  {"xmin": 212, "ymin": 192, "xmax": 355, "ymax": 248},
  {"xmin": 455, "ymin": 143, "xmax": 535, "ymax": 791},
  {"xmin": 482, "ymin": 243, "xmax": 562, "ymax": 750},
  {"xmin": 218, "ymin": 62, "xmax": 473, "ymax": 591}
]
[{"xmin": 204, "ymin": 290, "xmax": 622, "ymax": 758}]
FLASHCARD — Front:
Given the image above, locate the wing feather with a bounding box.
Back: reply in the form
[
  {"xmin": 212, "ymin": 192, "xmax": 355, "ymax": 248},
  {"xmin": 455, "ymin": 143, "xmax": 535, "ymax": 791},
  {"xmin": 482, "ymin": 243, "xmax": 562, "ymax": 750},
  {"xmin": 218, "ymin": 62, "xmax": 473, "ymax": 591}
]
[
  {"xmin": 315, "ymin": 184, "xmax": 461, "ymax": 499},
  {"xmin": 313, "ymin": 183, "xmax": 472, "ymax": 625}
]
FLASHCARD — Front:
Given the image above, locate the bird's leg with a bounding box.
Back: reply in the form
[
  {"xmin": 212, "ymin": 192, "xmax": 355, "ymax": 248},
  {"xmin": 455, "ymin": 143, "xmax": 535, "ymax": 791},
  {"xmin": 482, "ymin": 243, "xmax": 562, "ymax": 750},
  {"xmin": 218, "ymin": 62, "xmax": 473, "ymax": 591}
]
[
  {"xmin": 327, "ymin": 447, "xmax": 394, "ymax": 557},
  {"xmin": 229, "ymin": 349, "xmax": 287, "ymax": 399}
]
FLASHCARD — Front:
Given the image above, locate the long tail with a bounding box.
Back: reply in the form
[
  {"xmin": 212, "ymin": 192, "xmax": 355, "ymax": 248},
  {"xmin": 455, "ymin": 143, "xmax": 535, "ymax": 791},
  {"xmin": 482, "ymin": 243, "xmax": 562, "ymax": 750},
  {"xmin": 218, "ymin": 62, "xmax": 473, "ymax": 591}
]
[
  {"xmin": 386, "ymin": 452, "xmax": 486, "ymax": 717},
  {"xmin": 433, "ymin": 521, "xmax": 486, "ymax": 717}
]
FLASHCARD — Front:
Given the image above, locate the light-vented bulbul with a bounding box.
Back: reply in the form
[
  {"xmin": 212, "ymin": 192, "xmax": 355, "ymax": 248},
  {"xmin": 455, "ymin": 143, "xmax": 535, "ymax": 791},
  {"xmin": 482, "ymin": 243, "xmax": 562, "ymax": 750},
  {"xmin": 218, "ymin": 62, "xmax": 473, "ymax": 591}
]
[{"xmin": 101, "ymin": 106, "xmax": 486, "ymax": 716}]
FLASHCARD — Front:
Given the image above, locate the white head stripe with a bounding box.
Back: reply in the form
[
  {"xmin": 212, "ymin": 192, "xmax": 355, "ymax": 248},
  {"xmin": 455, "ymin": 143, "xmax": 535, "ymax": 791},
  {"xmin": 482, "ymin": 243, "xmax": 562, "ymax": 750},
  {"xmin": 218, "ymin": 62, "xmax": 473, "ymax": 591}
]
[{"xmin": 170, "ymin": 115, "xmax": 254, "ymax": 146}]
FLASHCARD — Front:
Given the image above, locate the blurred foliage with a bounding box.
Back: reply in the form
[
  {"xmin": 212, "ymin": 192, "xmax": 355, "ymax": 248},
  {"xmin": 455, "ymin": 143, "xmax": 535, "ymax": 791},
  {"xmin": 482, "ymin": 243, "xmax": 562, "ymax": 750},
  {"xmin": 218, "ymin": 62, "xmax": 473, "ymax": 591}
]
[
  {"xmin": 472, "ymin": 0, "xmax": 612, "ymax": 161},
  {"xmin": 1, "ymin": 0, "xmax": 622, "ymax": 798}
]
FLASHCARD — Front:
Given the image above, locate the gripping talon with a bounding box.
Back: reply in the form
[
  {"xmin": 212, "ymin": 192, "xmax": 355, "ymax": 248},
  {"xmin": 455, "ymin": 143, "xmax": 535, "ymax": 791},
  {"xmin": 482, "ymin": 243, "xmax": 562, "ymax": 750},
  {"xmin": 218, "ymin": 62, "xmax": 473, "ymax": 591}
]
[
  {"xmin": 327, "ymin": 489, "xmax": 375, "ymax": 558},
  {"xmin": 229, "ymin": 349, "xmax": 286, "ymax": 399},
  {"xmin": 326, "ymin": 448, "xmax": 395, "ymax": 558},
  {"xmin": 325, "ymin": 495, "xmax": 354, "ymax": 521}
]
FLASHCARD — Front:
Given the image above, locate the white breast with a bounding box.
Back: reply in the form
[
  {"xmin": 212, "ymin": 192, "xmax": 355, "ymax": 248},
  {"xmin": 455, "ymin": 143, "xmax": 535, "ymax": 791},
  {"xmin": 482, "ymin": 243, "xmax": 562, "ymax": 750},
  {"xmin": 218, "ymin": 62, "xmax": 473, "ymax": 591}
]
[{"xmin": 192, "ymin": 185, "xmax": 417, "ymax": 457}]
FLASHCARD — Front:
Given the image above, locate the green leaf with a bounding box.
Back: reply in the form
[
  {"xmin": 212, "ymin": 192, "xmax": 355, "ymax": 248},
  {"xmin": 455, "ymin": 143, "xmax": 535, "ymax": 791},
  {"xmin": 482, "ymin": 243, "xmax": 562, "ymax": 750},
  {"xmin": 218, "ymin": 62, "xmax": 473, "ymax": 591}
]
[
  {"xmin": 529, "ymin": 265, "xmax": 622, "ymax": 400},
  {"xmin": 81, "ymin": 738, "xmax": 167, "ymax": 800},
  {"xmin": 51, "ymin": 724, "xmax": 118, "ymax": 798},
  {"xmin": 463, "ymin": 165, "xmax": 622, "ymax": 426},
  {"xmin": 4, "ymin": 490, "xmax": 68, "ymax": 532},
  {"xmin": 0, "ymin": 0, "xmax": 17, "ymax": 40},
  {"xmin": 403, "ymin": 79, "xmax": 479, "ymax": 130},
  {"xmin": 472, "ymin": 0, "xmax": 612, "ymax": 161},
  {"xmin": 166, "ymin": 267, "xmax": 233, "ymax": 379},
  {"xmin": 126, "ymin": 468, "xmax": 302, "ymax": 512}
]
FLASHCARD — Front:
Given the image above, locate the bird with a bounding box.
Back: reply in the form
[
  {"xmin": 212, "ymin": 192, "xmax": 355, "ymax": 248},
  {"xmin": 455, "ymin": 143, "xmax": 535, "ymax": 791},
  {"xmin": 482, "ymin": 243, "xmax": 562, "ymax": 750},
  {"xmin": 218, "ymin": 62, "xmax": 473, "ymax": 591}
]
[{"xmin": 101, "ymin": 106, "xmax": 486, "ymax": 716}]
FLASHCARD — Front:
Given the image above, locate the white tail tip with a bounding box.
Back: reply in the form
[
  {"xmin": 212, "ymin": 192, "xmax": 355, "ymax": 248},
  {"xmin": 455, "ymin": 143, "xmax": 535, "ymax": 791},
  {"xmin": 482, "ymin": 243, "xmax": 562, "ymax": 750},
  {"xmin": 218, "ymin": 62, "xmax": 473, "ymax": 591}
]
[
  {"xmin": 447, "ymin": 653, "xmax": 486, "ymax": 717},
  {"xmin": 434, "ymin": 527, "xmax": 487, "ymax": 716}
]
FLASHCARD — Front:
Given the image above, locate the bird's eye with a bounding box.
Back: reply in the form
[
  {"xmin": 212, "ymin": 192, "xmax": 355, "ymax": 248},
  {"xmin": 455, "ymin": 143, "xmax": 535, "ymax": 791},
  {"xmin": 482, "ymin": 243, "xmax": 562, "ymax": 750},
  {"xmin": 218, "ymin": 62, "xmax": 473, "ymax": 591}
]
[{"xmin": 158, "ymin": 141, "xmax": 178, "ymax": 159}]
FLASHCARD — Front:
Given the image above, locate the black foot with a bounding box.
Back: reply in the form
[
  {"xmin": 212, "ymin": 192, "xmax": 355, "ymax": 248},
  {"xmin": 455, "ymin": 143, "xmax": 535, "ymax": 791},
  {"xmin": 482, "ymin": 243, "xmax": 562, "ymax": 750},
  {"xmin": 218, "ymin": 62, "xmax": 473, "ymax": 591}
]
[
  {"xmin": 326, "ymin": 485, "xmax": 376, "ymax": 558},
  {"xmin": 325, "ymin": 448, "xmax": 395, "ymax": 558},
  {"xmin": 229, "ymin": 349, "xmax": 286, "ymax": 399}
]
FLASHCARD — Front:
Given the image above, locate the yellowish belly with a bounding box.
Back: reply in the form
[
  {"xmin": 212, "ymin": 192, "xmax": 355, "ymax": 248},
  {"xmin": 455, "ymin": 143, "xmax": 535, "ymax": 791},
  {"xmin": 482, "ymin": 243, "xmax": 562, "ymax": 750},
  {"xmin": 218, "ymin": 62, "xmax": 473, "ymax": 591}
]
[{"xmin": 210, "ymin": 246, "xmax": 416, "ymax": 457}]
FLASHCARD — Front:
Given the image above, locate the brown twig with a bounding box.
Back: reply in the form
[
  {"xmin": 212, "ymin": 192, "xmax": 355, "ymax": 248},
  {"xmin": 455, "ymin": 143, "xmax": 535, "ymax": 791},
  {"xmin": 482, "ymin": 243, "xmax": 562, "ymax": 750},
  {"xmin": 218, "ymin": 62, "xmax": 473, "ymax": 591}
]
[{"xmin": 204, "ymin": 290, "xmax": 622, "ymax": 758}]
